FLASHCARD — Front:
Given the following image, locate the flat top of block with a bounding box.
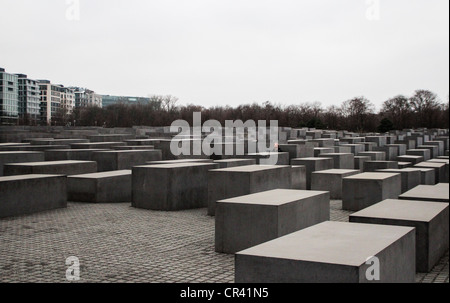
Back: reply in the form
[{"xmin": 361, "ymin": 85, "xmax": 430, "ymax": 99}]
[
  {"xmin": 312, "ymin": 169, "xmax": 359, "ymax": 175},
  {"xmin": 135, "ymin": 162, "xmax": 217, "ymax": 169},
  {"xmin": 237, "ymin": 221, "xmax": 414, "ymax": 266},
  {"xmin": 400, "ymin": 185, "xmax": 449, "ymax": 201},
  {"xmin": 93, "ymin": 150, "xmax": 158, "ymax": 154},
  {"xmin": 72, "ymin": 142, "xmax": 124, "ymax": 145},
  {"xmin": 407, "ymin": 149, "xmax": 430, "ymax": 152},
  {"xmin": 211, "ymin": 164, "xmax": 289, "ymax": 172},
  {"xmin": 428, "ymin": 159, "xmax": 449, "ymax": 163},
  {"xmin": 46, "ymin": 149, "xmax": 110, "ymax": 152},
  {"xmin": 214, "ymin": 159, "xmax": 254, "ymax": 163},
  {"xmin": 358, "ymin": 151, "xmax": 385, "ymax": 154},
  {"xmin": 0, "ymin": 174, "xmax": 65, "ymax": 182},
  {"xmin": 415, "ymin": 162, "xmax": 446, "ymax": 168},
  {"xmin": 0, "ymin": 151, "xmax": 43, "ymax": 155},
  {"xmin": 399, "ymin": 155, "xmax": 423, "ymax": 158},
  {"xmin": 377, "ymin": 168, "xmax": 420, "ymax": 173},
  {"xmin": 344, "ymin": 172, "xmax": 400, "ymax": 180},
  {"xmin": 218, "ymin": 189, "xmax": 328, "ymax": 206},
  {"xmin": 292, "ymin": 157, "xmax": 333, "ymax": 161},
  {"xmin": 5, "ymin": 160, "xmax": 95, "ymax": 166},
  {"xmin": 68, "ymin": 170, "xmax": 132, "ymax": 179},
  {"xmin": 319, "ymin": 153, "xmax": 353, "ymax": 156},
  {"xmin": 351, "ymin": 199, "xmax": 448, "ymax": 222},
  {"xmin": 147, "ymin": 159, "xmax": 213, "ymax": 164}
]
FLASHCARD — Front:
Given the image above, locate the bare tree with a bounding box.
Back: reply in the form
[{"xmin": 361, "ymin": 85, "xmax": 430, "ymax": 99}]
[
  {"xmin": 381, "ymin": 95, "xmax": 412, "ymax": 130},
  {"xmin": 409, "ymin": 90, "xmax": 442, "ymax": 128},
  {"xmin": 341, "ymin": 97, "xmax": 375, "ymax": 132}
]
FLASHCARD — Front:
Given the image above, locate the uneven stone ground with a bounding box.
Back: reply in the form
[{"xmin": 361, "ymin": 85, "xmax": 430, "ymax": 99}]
[{"xmin": 0, "ymin": 200, "xmax": 448, "ymax": 283}]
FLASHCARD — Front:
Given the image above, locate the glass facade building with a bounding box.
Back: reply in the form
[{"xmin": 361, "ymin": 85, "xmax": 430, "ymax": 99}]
[
  {"xmin": 0, "ymin": 68, "xmax": 19, "ymax": 125},
  {"xmin": 101, "ymin": 95, "xmax": 152, "ymax": 107},
  {"xmin": 17, "ymin": 74, "xmax": 40, "ymax": 124}
]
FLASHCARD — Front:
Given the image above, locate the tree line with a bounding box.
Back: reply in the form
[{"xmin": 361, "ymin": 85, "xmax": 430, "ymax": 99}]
[{"xmin": 53, "ymin": 90, "xmax": 448, "ymax": 132}]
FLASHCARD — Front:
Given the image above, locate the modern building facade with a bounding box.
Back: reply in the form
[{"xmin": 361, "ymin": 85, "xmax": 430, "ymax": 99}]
[
  {"xmin": 16, "ymin": 74, "xmax": 40, "ymax": 124},
  {"xmin": 0, "ymin": 68, "xmax": 19, "ymax": 125},
  {"xmin": 101, "ymin": 95, "xmax": 152, "ymax": 107},
  {"xmin": 61, "ymin": 86, "xmax": 75, "ymax": 115},
  {"xmin": 38, "ymin": 80, "xmax": 64, "ymax": 125},
  {"xmin": 71, "ymin": 87, "xmax": 103, "ymax": 108}
]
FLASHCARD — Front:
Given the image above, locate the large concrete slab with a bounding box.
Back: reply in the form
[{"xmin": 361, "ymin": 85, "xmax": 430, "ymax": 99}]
[
  {"xmin": 207, "ymin": 165, "xmax": 294, "ymax": 216},
  {"xmin": 242, "ymin": 152, "xmax": 289, "ymax": 165},
  {"xmin": 68, "ymin": 170, "xmax": 132, "ymax": 203},
  {"xmin": 0, "ymin": 151, "xmax": 45, "ymax": 176},
  {"xmin": 213, "ymin": 159, "xmax": 257, "ymax": 169},
  {"xmin": 364, "ymin": 161, "xmax": 399, "ymax": 172},
  {"xmin": 376, "ymin": 168, "xmax": 421, "ymax": 194},
  {"xmin": 133, "ymin": 163, "xmax": 219, "ymax": 211},
  {"xmin": 311, "ymin": 169, "xmax": 360, "ymax": 199},
  {"xmin": 414, "ymin": 162, "xmax": 448, "ymax": 183},
  {"xmin": 215, "ymin": 189, "xmax": 330, "ymax": 254},
  {"xmin": 342, "ymin": 172, "xmax": 402, "ymax": 211},
  {"xmin": 354, "ymin": 156, "xmax": 371, "ymax": 172},
  {"xmin": 3, "ymin": 160, "xmax": 97, "ymax": 176},
  {"xmin": 350, "ymin": 199, "xmax": 449, "ymax": 272},
  {"xmin": 398, "ymin": 155, "xmax": 425, "ymax": 165},
  {"xmin": 89, "ymin": 134, "xmax": 135, "ymax": 142},
  {"xmin": 0, "ymin": 174, "xmax": 67, "ymax": 219},
  {"xmin": 92, "ymin": 150, "xmax": 162, "ymax": 172},
  {"xmin": 319, "ymin": 153, "xmax": 354, "ymax": 169},
  {"xmin": 71, "ymin": 142, "xmax": 126, "ymax": 150},
  {"xmin": 358, "ymin": 151, "xmax": 386, "ymax": 161},
  {"xmin": 235, "ymin": 221, "xmax": 416, "ymax": 283},
  {"xmin": 399, "ymin": 184, "xmax": 449, "ymax": 203},
  {"xmin": 291, "ymin": 158, "xmax": 334, "ymax": 190},
  {"xmin": 407, "ymin": 149, "xmax": 431, "ymax": 161},
  {"xmin": 417, "ymin": 145, "xmax": 439, "ymax": 159},
  {"xmin": 44, "ymin": 149, "xmax": 110, "ymax": 161}
]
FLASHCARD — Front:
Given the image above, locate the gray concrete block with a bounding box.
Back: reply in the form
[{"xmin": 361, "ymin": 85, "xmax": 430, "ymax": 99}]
[
  {"xmin": 364, "ymin": 161, "xmax": 399, "ymax": 172},
  {"xmin": 415, "ymin": 168, "xmax": 436, "ymax": 185},
  {"xmin": 133, "ymin": 163, "xmax": 219, "ymax": 211},
  {"xmin": 311, "ymin": 169, "xmax": 360, "ymax": 199},
  {"xmin": 374, "ymin": 146, "xmax": 399, "ymax": 161},
  {"xmin": 213, "ymin": 159, "xmax": 257, "ymax": 169},
  {"xmin": 3, "ymin": 160, "xmax": 97, "ymax": 176},
  {"xmin": 113, "ymin": 146, "xmax": 155, "ymax": 150},
  {"xmin": 216, "ymin": 189, "xmax": 330, "ymax": 254},
  {"xmin": 398, "ymin": 162, "xmax": 413, "ymax": 169},
  {"xmin": 0, "ymin": 151, "xmax": 45, "ymax": 176},
  {"xmin": 406, "ymin": 149, "xmax": 431, "ymax": 161},
  {"xmin": 417, "ymin": 145, "xmax": 439, "ymax": 159},
  {"xmin": 350, "ymin": 199, "xmax": 449, "ymax": 272},
  {"xmin": 68, "ymin": 170, "xmax": 132, "ymax": 203},
  {"xmin": 207, "ymin": 165, "xmax": 294, "ymax": 216},
  {"xmin": 376, "ymin": 168, "xmax": 421, "ymax": 194},
  {"xmin": 235, "ymin": 221, "xmax": 416, "ymax": 283},
  {"xmin": 314, "ymin": 148, "xmax": 334, "ymax": 157},
  {"xmin": 366, "ymin": 136, "xmax": 387, "ymax": 147},
  {"xmin": 386, "ymin": 144, "xmax": 407, "ymax": 156},
  {"xmin": 291, "ymin": 166, "xmax": 307, "ymax": 190},
  {"xmin": 354, "ymin": 156, "xmax": 372, "ymax": 172},
  {"xmin": 89, "ymin": 134, "xmax": 135, "ymax": 142},
  {"xmin": 339, "ymin": 144, "xmax": 365, "ymax": 155},
  {"xmin": 424, "ymin": 141, "xmax": 445, "ymax": 156},
  {"xmin": 414, "ymin": 162, "xmax": 448, "ymax": 183},
  {"xmin": 29, "ymin": 139, "xmax": 88, "ymax": 146},
  {"xmin": 319, "ymin": 153, "xmax": 354, "ymax": 169},
  {"xmin": 243, "ymin": 152, "xmax": 290, "ymax": 165},
  {"xmin": 147, "ymin": 159, "xmax": 214, "ymax": 165},
  {"xmin": 399, "ymin": 184, "xmax": 449, "ymax": 203},
  {"xmin": 357, "ymin": 151, "xmax": 386, "ymax": 161},
  {"xmin": 44, "ymin": 149, "xmax": 110, "ymax": 161},
  {"xmin": 342, "ymin": 173, "xmax": 402, "ymax": 211},
  {"xmin": 286, "ymin": 140, "xmax": 316, "ymax": 158},
  {"xmin": 397, "ymin": 155, "xmax": 425, "ymax": 165},
  {"xmin": 0, "ymin": 174, "xmax": 67, "ymax": 219},
  {"xmin": 71, "ymin": 142, "xmax": 126, "ymax": 150},
  {"xmin": 92, "ymin": 150, "xmax": 162, "ymax": 172},
  {"xmin": 291, "ymin": 158, "xmax": 334, "ymax": 190},
  {"xmin": 311, "ymin": 138, "xmax": 335, "ymax": 147}
]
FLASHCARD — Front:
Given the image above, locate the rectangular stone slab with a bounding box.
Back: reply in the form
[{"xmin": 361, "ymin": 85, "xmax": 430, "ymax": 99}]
[
  {"xmin": 0, "ymin": 151, "xmax": 45, "ymax": 176},
  {"xmin": 235, "ymin": 221, "xmax": 415, "ymax": 283},
  {"xmin": 216, "ymin": 189, "xmax": 330, "ymax": 254},
  {"xmin": 213, "ymin": 159, "xmax": 257, "ymax": 169},
  {"xmin": 0, "ymin": 174, "xmax": 67, "ymax": 219},
  {"xmin": 44, "ymin": 149, "xmax": 110, "ymax": 161},
  {"xmin": 311, "ymin": 169, "xmax": 360, "ymax": 199},
  {"xmin": 377, "ymin": 168, "xmax": 421, "ymax": 194},
  {"xmin": 92, "ymin": 150, "xmax": 162, "ymax": 172},
  {"xmin": 399, "ymin": 185, "xmax": 449, "ymax": 203},
  {"xmin": 3, "ymin": 160, "xmax": 97, "ymax": 176},
  {"xmin": 68, "ymin": 170, "xmax": 132, "ymax": 203},
  {"xmin": 319, "ymin": 153, "xmax": 354, "ymax": 169},
  {"xmin": 350, "ymin": 199, "xmax": 449, "ymax": 272},
  {"xmin": 207, "ymin": 165, "xmax": 293, "ymax": 216},
  {"xmin": 291, "ymin": 158, "xmax": 334, "ymax": 190},
  {"xmin": 71, "ymin": 142, "xmax": 126, "ymax": 149},
  {"xmin": 397, "ymin": 155, "xmax": 424, "ymax": 165},
  {"xmin": 414, "ymin": 162, "xmax": 448, "ymax": 183},
  {"xmin": 342, "ymin": 172, "xmax": 402, "ymax": 211},
  {"xmin": 133, "ymin": 162, "xmax": 219, "ymax": 211},
  {"xmin": 363, "ymin": 161, "xmax": 399, "ymax": 172},
  {"xmin": 357, "ymin": 151, "xmax": 386, "ymax": 161},
  {"xmin": 406, "ymin": 149, "xmax": 431, "ymax": 161}
]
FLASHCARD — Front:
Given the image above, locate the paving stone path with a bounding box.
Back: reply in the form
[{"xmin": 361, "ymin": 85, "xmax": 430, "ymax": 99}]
[{"xmin": 0, "ymin": 201, "xmax": 447, "ymax": 283}]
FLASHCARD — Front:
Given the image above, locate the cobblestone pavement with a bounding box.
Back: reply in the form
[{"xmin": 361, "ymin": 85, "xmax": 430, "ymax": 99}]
[{"xmin": 0, "ymin": 200, "xmax": 447, "ymax": 283}]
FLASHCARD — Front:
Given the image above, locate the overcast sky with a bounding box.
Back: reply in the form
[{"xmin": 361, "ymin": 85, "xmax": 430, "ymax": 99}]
[{"xmin": 0, "ymin": 0, "xmax": 448, "ymax": 109}]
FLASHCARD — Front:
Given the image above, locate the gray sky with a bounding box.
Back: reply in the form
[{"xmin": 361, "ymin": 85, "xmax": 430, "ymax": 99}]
[{"xmin": 1, "ymin": 0, "xmax": 448, "ymax": 110}]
